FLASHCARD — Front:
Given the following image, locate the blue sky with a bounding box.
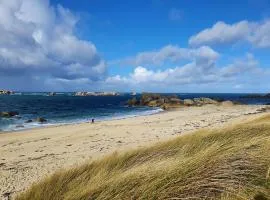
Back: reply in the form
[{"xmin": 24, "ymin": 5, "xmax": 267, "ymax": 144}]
[{"xmin": 0, "ymin": 0, "xmax": 269, "ymax": 92}]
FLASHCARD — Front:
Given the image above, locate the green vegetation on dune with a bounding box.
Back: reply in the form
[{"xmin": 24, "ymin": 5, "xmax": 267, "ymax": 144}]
[{"xmin": 17, "ymin": 115, "xmax": 270, "ymax": 200}]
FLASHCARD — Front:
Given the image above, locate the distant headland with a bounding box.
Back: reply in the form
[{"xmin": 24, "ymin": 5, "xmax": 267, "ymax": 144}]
[{"xmin": 0, "ymin": 90, "xmax": 120, "ymax": 96}]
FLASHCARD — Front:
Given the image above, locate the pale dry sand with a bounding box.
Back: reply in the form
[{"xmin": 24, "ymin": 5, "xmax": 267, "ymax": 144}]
[{"xmin": 0, "ymin": 104, "xmax": 269, "ymax": 199}]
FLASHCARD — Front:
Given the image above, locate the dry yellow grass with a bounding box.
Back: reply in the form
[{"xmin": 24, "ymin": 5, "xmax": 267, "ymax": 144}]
[{"xmin": 16, "ymin": 115, "xmax": 270, "ymax": 200}]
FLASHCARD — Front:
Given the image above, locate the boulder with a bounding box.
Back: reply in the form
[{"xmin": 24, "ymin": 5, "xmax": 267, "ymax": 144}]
[
  {"xmin": 157, "ymin": 98, "xmax": 166, "ymax": 105},
  {"xmin": 147, "ymin": 100, "xmax": 159, "ymax": 107},
  {"xmin": 36, "ymin": 117, "xmax": 47, "ymax": 123},
  {"xmin": 0, "ymin": 111, "xmax": 19, "ymax": 118},
  {"xmin": 160, "ymin": 104, "xmax": 168, "ymax": 110},
  {"xmin": 169, "ymin": 98, "xmax": 183, "ymax": 104},
  {"xmin": 140, "ymin": 93, "xmax": 161, "ymax": 105},
  {"xmin": 203, "ymin": 97, "xmax": 218, "ymax": 104},
  {"xmin": 220, "ymin": 101, "xmax": 234, "ymax": 106},
  {"xmin": 184, "ymin": 99, "xmax": 195, "ymax": 106},
  {"xmin": 127, "ymin": 97, "xmax": 139, "ymax": 107},
  {"xmin": 25, "ymin": 119, "xmax": 33, "ymax": 123},
  {"xmin": 193, "ymin": 97, "xmax": 218, "ymax": 105}
]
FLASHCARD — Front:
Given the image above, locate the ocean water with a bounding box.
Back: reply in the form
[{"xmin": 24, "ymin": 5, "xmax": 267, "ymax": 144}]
[{"xmin": 0, "ymin": 93, "xmax": 269, "ymax": 132}]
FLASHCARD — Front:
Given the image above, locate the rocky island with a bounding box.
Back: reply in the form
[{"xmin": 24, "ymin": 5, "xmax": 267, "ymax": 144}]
[
  {"xmin": 48, "ymin": 92, "xmax": 56, "ymax": 96},
  {"xmin": 0, "ymin": 89, "xmax": 14, "ymax": 95},
  {"xmin": 0, "ymin": 111, "xmax": 19, "ymax": 118},
  {"xmin": 75, "ymin": 91, "xmax": 120, "ymax": 96},
  {"xmin": 127, "ymin": 93, "xmax": 235, "ymax": 110}
]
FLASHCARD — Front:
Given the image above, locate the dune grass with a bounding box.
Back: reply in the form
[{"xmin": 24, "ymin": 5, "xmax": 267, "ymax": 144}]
[{"xmin": 17, "ymin": 115, "xmax": 270, "ymax": 200}]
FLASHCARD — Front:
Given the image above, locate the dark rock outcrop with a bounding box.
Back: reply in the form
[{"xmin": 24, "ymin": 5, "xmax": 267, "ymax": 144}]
[
  {"xmin": 127, "ymin": 97, "xmax": 140, "ymax": 107},
  {"xmin": 127, "ymin": 93, "xmax": 235, "ymax": 109},
  {"xmin": 127, "ymin": 93, "xmax": 184, "ymax": 109},
  {"xmin": 193, "ymin": 97, "xmax": 218, "ymax": 105},
  {"xmin": 36, "ymin": 117, "xmax": 47, "ymax": 123},
  {"xmin": 183, "ymin": 99, "xmax": 195, "ymax": 106},
  {"xmin": 0, "ymin": 90, "xmax": 14, "ymax": 95},
  {"xmin": 25, "ymin": 120, "xmax": 33, "ymax": 123},
  {"xmin": 0, "ymin": 111, "xmax": 19, "ymax": 118},
  {"xmin": 48, "ymin": 92, "xmax": 56, "ymax": 96},
  {"xmin": 131, "ymin": 93, "xmax": 183, "ymax": 109}
]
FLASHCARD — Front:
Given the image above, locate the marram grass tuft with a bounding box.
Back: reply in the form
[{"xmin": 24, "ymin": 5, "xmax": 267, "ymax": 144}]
[{"xmin": 17, "ymin": 114, "xmax": 270, "ymax": 200}]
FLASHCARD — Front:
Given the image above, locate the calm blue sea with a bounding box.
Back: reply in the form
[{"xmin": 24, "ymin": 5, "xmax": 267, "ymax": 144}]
[{"xmin": 0, "ymin": 93, "xmax": 269, "ymax": 132}]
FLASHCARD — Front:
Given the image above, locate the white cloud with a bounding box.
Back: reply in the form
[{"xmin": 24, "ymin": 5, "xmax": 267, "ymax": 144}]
[
  {"xmin": 0, "ymin": 1, "xmax": 269, "ymax": 92},
  {"xmin": 131, "ymin": 66, "xmax": 169, "ymax": 83},
  {"xmin": 104, "ymin": 53, "xmax": 270, "ymax": 92},
  {"xmin": 220, "ymin": 53, "xmax": 259, "ymax": 77},
  {"xmin": 189, "ymin": 21, "xmax": 250, "ymax": 46},
  {"xmin": 249, "ymin": 20, "xmax": 270, "ymax": 48},
  {"xmin": 189, "ymin": 19, "xmax": 270, "ymax": 48},
  {"xmin": 7, "ymin": 51, "xmax": 266, "ymax": 92},
  {"xmin": 105, "ymin": 41, "xmax": 269, "ymax": 92},
  {"xmin": 111, "ymin": 45, "xmax": 219, "ymax": 66},
  {"xmin": 0, "ymin": 0, "xmax": 106, "ymax": 80}
]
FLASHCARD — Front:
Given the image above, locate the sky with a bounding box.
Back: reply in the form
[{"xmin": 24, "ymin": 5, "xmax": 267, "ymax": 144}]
[{"xmin": 0, "ymin": 0, "xmax": 270, "ymax": 92}]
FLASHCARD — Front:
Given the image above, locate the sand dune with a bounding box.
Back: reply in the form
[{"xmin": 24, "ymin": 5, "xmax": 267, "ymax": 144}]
[{"xmin": 0, "ymin": 104, "xmax": 268, "ymax": 199}]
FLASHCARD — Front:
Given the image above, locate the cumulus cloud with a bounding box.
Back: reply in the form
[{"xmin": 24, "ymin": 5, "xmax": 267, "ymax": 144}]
[
  {"xmin": 189, "ymin": 19, "xmax": 270, "ymax": 48},
  {"xmin": 220, "ymin": 53, "xmax": 259, "ymax": 77},
  {"xmin": 249, "ymin": 20, "xmax": 270, "ymax": 48},
  {"xmin": 0, "ymin": 1, "xmax": 269, "ymax": 92},
  {"xmin": 107, "ymin": 63, "xmax": 217, "ymax": 86},
  {"xmin": 0, "ymin": 0, "xmax": 106, "ymax": 81},
  {"xmin": 106, "ymin": 42, "xmax": 269, "ymax": 92},
  {"xmin": 105, "ymin": 52, "xmax": 270, "ymax": 92},
  {"xmin": 111, "ymin": 45, "xmax": 219, "ymax": 66}
]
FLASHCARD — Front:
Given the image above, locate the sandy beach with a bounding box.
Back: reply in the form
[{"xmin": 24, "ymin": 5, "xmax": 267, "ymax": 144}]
[{"xmin": 0, "ymin": 104, "xmax": 269, "ymax": 199}]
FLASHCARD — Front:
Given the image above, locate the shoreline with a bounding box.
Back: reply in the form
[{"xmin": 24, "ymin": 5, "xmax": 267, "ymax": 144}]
[
  {"xmin": 0, "ymin": 107, "xmax": 164, "ymax": 134},
  {"xmin": 1, "ymin": 104, "xmax": 269, "ymax": 199}
]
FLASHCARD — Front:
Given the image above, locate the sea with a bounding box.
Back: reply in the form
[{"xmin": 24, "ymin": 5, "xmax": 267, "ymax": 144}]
[{"xmin": 0, "ymin": 93, "xmax": 269, "ymax": 132}]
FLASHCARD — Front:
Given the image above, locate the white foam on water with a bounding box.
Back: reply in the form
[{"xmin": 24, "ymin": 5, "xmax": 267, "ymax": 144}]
[{"xmin": 0, "ymin": 108, "xmax": 164, "ymax": 132}]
